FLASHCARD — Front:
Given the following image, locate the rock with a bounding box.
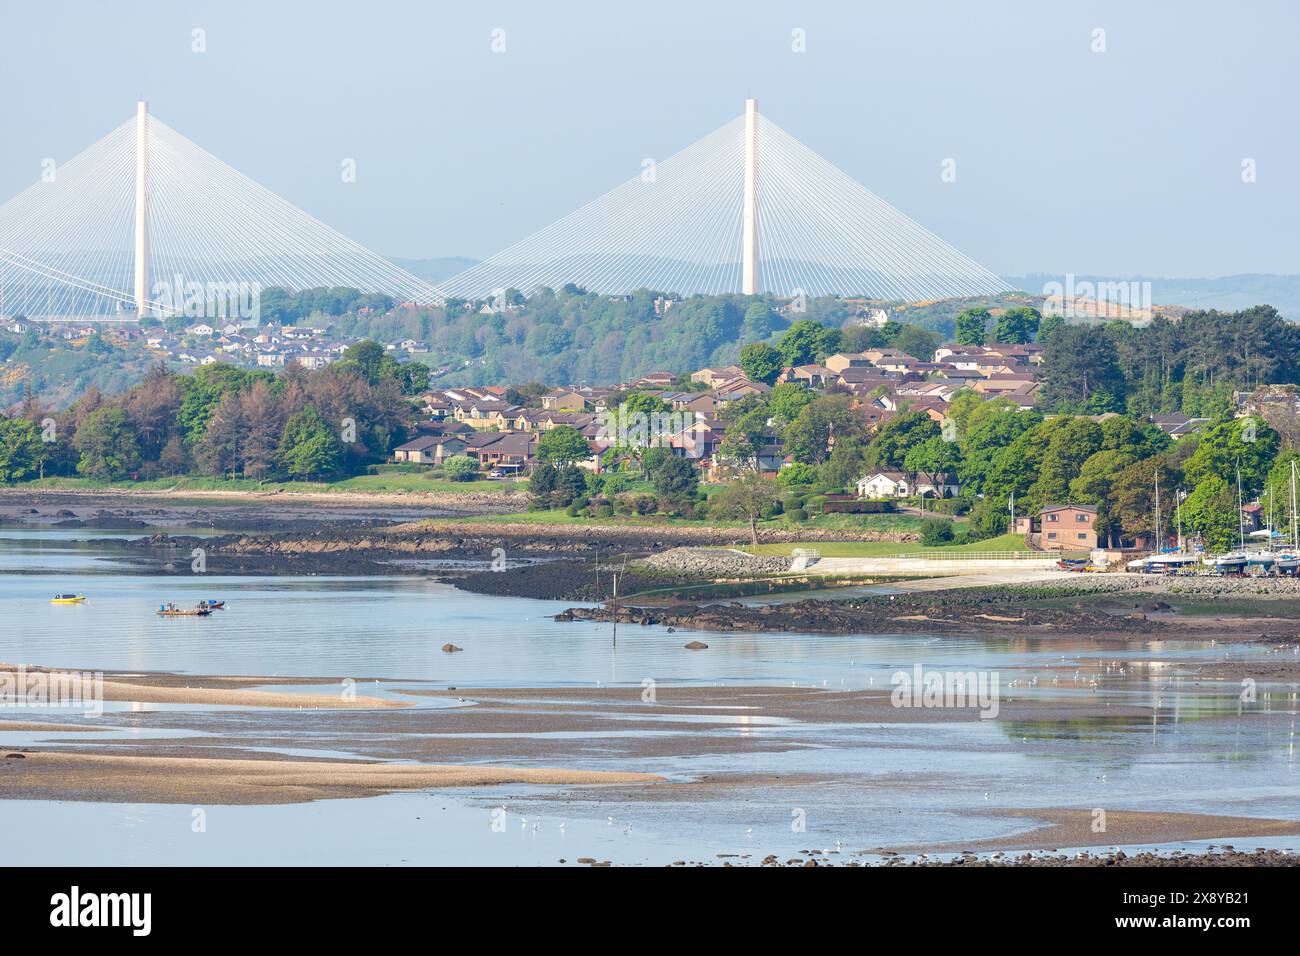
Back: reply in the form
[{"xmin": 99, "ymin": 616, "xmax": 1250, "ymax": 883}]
[
  {"xmin": 577, "ymin": 857, "xmax": 596, "ymax": 864},
  {"xmin": 639, "ymin": 547, "xmax": 793, "ymax": 578},
  {"xmin": 684, "ymin": 641, "xmax": 708, "ymax": 650},
  {"xmin": 4, "ymin": 753, "xmax": 26, "ymax": 759},
  {"xmin": 441, "ymin": 643, "xmax": 463, "ymax": 653}
]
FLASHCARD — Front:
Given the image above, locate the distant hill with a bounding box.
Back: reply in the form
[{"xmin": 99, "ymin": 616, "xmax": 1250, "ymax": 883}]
[
  {"xmin": 389, "ymin": 257, "xmax": 479, "ymax": 285},
  {"xmin": 1006, "ymin": 274, "xmax": 1300, "ymax": 321}
]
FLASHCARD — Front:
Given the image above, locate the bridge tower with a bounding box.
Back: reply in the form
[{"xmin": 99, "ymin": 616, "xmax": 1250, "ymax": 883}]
[
  {"xmin": 741, "ymin": 97, "xmax": 759, "ymax": 295},
  {"xmin": 133, "ymin": 100, "xmax": 149, "ymax": 317}
]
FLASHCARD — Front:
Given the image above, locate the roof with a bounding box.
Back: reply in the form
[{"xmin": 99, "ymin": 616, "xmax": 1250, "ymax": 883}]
[{"xmin": 1041, "ymin": 503, "xmax": 1098, "ymax": 514}]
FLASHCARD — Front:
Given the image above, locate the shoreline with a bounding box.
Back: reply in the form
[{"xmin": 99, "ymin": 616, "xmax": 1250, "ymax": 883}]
[{"xmin": 3, "ymin": 666, "xmax": 1298, "ymax": 863}]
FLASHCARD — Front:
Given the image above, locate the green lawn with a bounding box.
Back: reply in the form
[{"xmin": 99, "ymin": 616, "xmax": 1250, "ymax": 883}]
[{"xmin": 746, "ymin": 533, "xmax": 1040, "ymax": 558}]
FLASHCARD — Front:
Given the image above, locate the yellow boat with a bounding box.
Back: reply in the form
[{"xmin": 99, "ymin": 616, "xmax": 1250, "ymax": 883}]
[{"xmin": 50, "ymin": 594, "xmax": 86, "ymax": 604}]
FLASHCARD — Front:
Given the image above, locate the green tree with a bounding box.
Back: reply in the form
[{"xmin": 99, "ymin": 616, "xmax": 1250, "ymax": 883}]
[
  {"xmin": 529, "ymin": 461, "xmax": 558, "ymax": 503},
  {"xmin": 650, "ymin": 455, "xmax": 699, "ymax": 508},
  {"xmin": 903, "ymin": 434, "xmax": 961, "ymax": 476},
  {"xmin": 1261, "ymin": 450, "xmax": 1300, "ymax": 540},
  {"xmin": 892, "ymin": 324, "xmax": 940, "ymax": 361},
  {"xmin": 1109, "ymin": 456, "xmax": 1182, "ymax": 546},
  {"xmin": 954, "ymin": 308, "xmax": 990, "ymax": 346},
  {"xmin": 554, "ymin": 464, "xmax": 588, "ymax": 506},
  {"xmin": 784, "ymin": 394, "xmax": 860, "ymax": 465},
  {"xmin": 778, "ymin": 462, "xmax": 818, "ymax": 487},
  {"xmin": 1182, "ymin": 476, "xmax": 1241, "ymax": 551},
  {"xmin": 1183, "ymin": 417, "xmax": 1279, "ymax": 498},
  {"xmin": 442, "ymin": 455, "xmax": 480, "ymax": 481},
  {"xmin": 1037, "ymin": 313, "xmax": 1064, "ymax": 342},
  {"xmin": 0, "ymin": 416, "xmax": 43, "ymax": 482},
  {"xmin": 277, "ymin": 405, "xmax": 343, "ymax": 481},
  {"xmin": 739, "ymin": 342, "xmax": 784, "ymax": 385},
  {"xmin": 866, "ymin": 411, "xmax": 939, "ymax": 470},
  {"xmin": 993, "ymin": 306, "xmax": 1040, "ymax": 344},
  {"xmin": 740, "ymin": 301, "xmax": 780, "ymax": 342},
  {"xmin": 73, "ymin": 407, "xmax": 141, "ymax": 481},
  {"xmin": 818, "ymin": 434, "xmax": 869, "ymax": 490},
  {"xmin": 968, "ymin": 494, "xmax": 1011, "ymax": 540},
  {"xmin": 342, "ymin": 340, "xmax": 388, "ymax": 384},
  {"xmin": 537, "ymin": 425, "xmax": 590, "ymax": 465},
  {"xmin": 920, "ymin": 517, "xmax": 955, "ymax": 546},
  {"xmin": 777, "ymin": 320, "xmax": 834, "ymax": 367},
  {"xmin": 766, "ymin": 382, "xmax": 816, "ymax": 426},
  {"xmin": 1027, "ymin": 417, "xmax": 1104, "ymax": 509},
  {"xmin": 713, "ymin": 472, "xmax": 779, "ymax": 546},
  {"xmin": 1039, "ymin": 325, "xmax": 1125, "ymax": 412}
]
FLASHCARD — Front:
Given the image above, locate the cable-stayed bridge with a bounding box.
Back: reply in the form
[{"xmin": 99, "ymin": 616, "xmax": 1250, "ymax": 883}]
[
  {"xmin": 0, "ymin": 99, "xmax": 1009, "ymax": 321},
  {"xmin": 441, "ymin": 99, "xmax": 1010, "ymax": 301},
  {"xmin": 0, "ymin": 102, "xmax": 444, "ymax": 321}
]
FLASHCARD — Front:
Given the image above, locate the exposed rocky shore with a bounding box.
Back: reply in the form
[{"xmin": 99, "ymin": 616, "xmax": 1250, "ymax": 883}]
[
  {"xmin": 639, "ymin": 546, "xmax": 793, "ymax": 577},
  {"xmin": 555, "ymin": 591, "xmax": 1171, "ymax": 635},
  {"xmin": 1018, "ymin": 573, "xmax": 1300, "ymax": 599}
]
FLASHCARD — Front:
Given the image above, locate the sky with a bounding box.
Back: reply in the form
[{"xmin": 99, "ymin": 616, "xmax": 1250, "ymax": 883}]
[{"xmin": 1, "ymin": 0, "xmax": 1297, "ymax": 279}]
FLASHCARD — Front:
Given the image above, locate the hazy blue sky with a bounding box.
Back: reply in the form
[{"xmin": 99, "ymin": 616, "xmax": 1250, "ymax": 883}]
[{"xmin": 1, "ymin": 0, "xmax": 1296, "ymax": 277}]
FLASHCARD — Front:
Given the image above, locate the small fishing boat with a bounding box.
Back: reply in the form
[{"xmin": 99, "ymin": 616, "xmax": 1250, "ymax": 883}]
[
  {"xmin": 156, "ymin": 603, "xmax": 211, "ymax": 617},
  {"xmin": 197, "ymin": 600, "xmax": 225, "ymax": 610},
  {"xmin": 50, "ymin": 594, "xmax": 86, "ymax": 604}
]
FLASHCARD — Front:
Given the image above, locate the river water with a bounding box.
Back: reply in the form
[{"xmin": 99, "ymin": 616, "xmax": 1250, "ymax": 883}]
[{"xmin": 1, "ymin": 528, "xmax": 1297, "ymax": 866}]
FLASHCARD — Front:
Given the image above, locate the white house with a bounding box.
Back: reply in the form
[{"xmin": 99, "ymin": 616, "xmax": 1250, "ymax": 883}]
[
  {"xmin": 857, "ymin": 470, "xmax": 960, "ymax": 499},
  {"xmin": 857, "ymin": 470, "xmax": 911, "ymax": 498}
]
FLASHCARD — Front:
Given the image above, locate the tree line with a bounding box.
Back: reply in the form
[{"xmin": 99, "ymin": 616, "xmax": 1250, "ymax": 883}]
[{"xmin": 0, "ymin": 341, "xmax": 423, "ymax": 484}]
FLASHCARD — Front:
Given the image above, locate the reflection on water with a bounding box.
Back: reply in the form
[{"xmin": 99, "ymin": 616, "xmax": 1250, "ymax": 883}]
[{"xmin": 1, "ymin": 531, "xmax": 1298, "ymax": 865}]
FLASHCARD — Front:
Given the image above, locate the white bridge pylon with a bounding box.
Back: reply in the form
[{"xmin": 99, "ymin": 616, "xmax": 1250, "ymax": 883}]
[
  {"xmin": 0, "ymin": 102, "xmax": 444, "ymax": 321},
  {"xmin": 441, "ymin": 99, "xmax": 1011, "ymax": 302}
]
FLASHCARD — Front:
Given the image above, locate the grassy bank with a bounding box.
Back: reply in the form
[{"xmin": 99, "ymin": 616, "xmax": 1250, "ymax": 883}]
[
  {"xmin": 745, "ymin": 533, "xmax": 1039, "ymax": 558},
  {"xmin": 7, "ymin": 475, "xmax": 528, "ymax": 496}
]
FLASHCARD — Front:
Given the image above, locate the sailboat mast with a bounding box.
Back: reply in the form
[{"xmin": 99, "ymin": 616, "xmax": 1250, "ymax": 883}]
[
  {"xmin": 1284, "ymin": 463, "xmax": 1294, "ymax": 554},
  {"xmin": 1236, "ymin": 465, "xmax": 1245, "ymax": 550},
  {"xmin": 1153, "ymin": 470, "xmax": 1161, "ymax": 551},
  {"xmin": 1176, "ymin": 490, "xmax": 1183, "ymax": 552}
]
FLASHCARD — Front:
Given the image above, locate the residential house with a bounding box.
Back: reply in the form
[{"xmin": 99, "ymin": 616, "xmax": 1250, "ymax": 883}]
[
  {"xmin": 1151, "ymin": 412, "xmax": 1209, "ymax": 439},
  {"xmin": 542, "ymin": 388, "xmax": 588, "ymax": 412},
  {"xmin": 824, "ymin": 352, "xmax": 876, "ymax": 374},
  {"xmin": 632, "ymin": 371, "xmax": 677, "ymax": 389},
  {"xmin": 690, "ymin": 365, "xmax": 744, "ymax": 388},
  {"xmin": 913, "ymin": 471, "xmax": 960, "ymax": 498},
  {"xmin": 785, "ymin": 364, "xmax": 835, "ymax": 388},
  {"xmin": 856, "ymin": 470, "xmax": 912, "ymax": 498},
  {"xmin": 1039, "ymin": 504, "xmax": 1097, "ymax": 550},
  {"xmin": 468, "ymin": 432, "xmax": 539, "ymax": 474},
  {"xmin": 393, "ymin": 434, "xmax": 468, "ymax": 464}
]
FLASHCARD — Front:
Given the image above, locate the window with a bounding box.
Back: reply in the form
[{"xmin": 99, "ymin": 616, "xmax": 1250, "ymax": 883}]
[
  {"xmin": 1047, "ymin": 532, "xmax": 1057, "ymax": 540},
  {"xmin": 1078, "ymin": 532, "xmax": 1087, "ymax": 540},
  {"xmin": 1076, "ymin": 513, "xmax": 1088, "ymax": 523},
  {"xmin": 1047, "ymin": 513, "xmax": 1059, "ymax": 522}
]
